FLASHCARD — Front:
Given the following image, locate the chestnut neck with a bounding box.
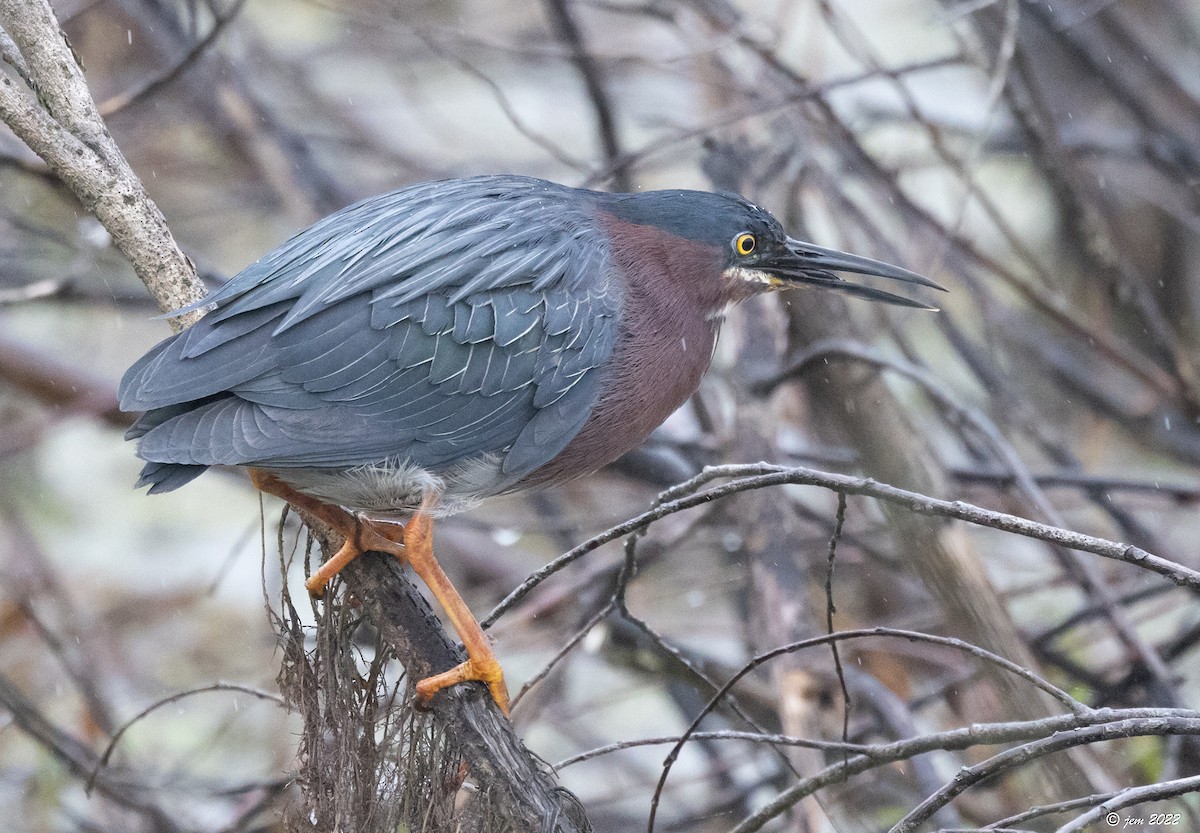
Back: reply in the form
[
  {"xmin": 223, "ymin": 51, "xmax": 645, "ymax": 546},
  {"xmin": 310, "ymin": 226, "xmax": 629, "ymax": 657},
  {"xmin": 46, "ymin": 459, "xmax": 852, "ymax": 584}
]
[{"xmin": 519, "ymin": 210, "xmax": 733, "ymax": 489}]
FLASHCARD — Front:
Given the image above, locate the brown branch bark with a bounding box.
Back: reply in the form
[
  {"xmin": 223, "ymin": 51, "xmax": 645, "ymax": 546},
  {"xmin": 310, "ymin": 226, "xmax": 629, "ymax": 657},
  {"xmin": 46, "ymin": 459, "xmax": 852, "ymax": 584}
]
[{"xmin": 343, "ymin": 552, "xmax": 588, "ymax": 831}]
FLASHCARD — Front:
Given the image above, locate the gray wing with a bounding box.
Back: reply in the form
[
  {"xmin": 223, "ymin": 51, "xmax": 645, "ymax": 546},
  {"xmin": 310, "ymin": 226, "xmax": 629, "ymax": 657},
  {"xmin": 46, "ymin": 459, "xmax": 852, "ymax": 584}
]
[{"xmin": 120, "ymin": 176, "xmax": 621, "ymax": 488}]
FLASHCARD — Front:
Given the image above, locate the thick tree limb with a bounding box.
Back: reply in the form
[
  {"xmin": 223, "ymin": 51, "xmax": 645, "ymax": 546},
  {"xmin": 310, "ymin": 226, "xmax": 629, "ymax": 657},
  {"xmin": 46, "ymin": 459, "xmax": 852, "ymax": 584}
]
[{"xmin": 343, "ymin": 552, "xmax": 588, "ymax": 831}]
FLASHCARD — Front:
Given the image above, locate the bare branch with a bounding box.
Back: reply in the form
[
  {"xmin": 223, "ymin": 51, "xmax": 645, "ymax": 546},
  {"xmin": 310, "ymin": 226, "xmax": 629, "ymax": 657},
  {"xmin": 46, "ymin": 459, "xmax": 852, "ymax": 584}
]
[
  {"xmin": 87, "ymin": 682, "xmax": 285, "ymax": 795},
  {"xmin": 486, "ymin": 463, "xmax": 1200, "ymax": 627},
  {"xmin": 338, "ymin": 551, "xmax": 591, "ymax": 832},
  {"xmin": 0, "ymin": 4, "xmax": 591, "ymax": 827},
  {"xmin": 890, "ymin": 721, "xmax": 1200, "ymax": 833},
  {"xmin": 1053, "ymin": 776, "xmax": 1200, "ymax": 833},
  {"xmin": 0, "ymin": 672, "xmax": 183, "ymax": 829},
  {"xmin": 543, "ymin": 0, "xmax": 628, "ymax": 189},
  {"xmin": 98, "ymin": 0, "xmax": 247, "ymax": 117},
  {"xmin": 724, "ymin": 710, "xmax": 1200, "ymax": 833},
  {"xmin": 0, "ymin": 0, "xmax": 207, "ymax": 327}
]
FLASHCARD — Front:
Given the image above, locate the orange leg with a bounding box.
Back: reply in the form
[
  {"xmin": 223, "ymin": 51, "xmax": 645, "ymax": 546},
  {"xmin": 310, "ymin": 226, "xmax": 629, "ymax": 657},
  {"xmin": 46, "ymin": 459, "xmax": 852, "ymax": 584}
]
[
  {"xmin": 399, "ymin": 512, "xmax": 509, "ymax": 713},
  {"xmin": 248, "ymin": 469, "xmax": 510, "ymax": 715}
]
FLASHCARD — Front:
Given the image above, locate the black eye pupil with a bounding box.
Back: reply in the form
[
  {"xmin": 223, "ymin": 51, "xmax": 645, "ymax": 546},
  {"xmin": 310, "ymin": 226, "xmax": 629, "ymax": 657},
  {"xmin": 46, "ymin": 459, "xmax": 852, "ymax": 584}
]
[{"xmin": 739, "ymin": 234, "xmax": 754, "ymax": 254}]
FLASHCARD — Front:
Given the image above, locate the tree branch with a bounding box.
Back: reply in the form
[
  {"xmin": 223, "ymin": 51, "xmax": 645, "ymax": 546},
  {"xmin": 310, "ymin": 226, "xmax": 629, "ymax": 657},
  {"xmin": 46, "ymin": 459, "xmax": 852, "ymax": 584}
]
[
  {"xmin": 890, "ymin": 719, "xmax": 1200, "ymax": 833},
  {"xmin": 486, "ymin": 463, "xmax": 1200, "ymax": 628},
  {"xmin": 341, "ymin": 552, "xmax": 589, "ymax": 832},
  {"xmin": 0, "ymin": 0, "xmax": 206, "ymax": 329},
  {"xmin": 543, "ymin": 0, "xmax": 628, "ymax": 190},
  {"xmin": 0, "ymin": 672, "xmax": 183, "ymax": 829}
]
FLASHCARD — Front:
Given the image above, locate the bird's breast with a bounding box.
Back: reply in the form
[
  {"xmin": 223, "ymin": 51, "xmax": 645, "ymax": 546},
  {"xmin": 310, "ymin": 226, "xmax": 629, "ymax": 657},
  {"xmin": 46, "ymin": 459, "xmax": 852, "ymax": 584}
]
[{"xmin": 520, "ymin": 215, "xmax": 725, "ymax": 487}]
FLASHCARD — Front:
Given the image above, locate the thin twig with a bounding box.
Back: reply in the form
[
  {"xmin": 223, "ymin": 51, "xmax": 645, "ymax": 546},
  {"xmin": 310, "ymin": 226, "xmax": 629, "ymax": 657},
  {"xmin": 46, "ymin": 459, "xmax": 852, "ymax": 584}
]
[
  {"xmin": 98, "ymin": 0, "xmax": 247, "ymax": 116},
  {"xmin": 889, "ymin": 721, "xmax": 1200, "ymax": 833},
  {"xmin": 727, "ymin": 712, "xmax": 1200, "ymax": 833},
  {"xmin": 485, "ymin": 463, "xmax": 1200, "ymax": 628},
  {"xmin": 86, "ymin": 682, "xmax": 285, "ymax": 795},
  {"xmin": 824, "ymin": 492, "xmax": 850, "ymax": 756},
  {"xmin": 512, "ymin": 600, "xmax": 616, "ymax": 710},
  {"xmin": 543, "ymin": 0, "xmax": 628, "ymax": 189},
  {"xmin": 645, "ymin": 627, "xmax": 1095, "ymax": 833},
  {"xmin": 1053, "ymin": 775, "xmax": 1200, "ymax": 833},
  {"xmin": 0, "ymin": 672, "xmax": 183, "ymax": 829}
]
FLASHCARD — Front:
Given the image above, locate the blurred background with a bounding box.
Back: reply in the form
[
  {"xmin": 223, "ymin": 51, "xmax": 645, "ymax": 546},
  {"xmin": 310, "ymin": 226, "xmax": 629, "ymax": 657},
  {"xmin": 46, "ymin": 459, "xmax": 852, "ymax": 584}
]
[{"xmin": 2, "ymin": 0, "xmax": 1199, "ymax": 830}]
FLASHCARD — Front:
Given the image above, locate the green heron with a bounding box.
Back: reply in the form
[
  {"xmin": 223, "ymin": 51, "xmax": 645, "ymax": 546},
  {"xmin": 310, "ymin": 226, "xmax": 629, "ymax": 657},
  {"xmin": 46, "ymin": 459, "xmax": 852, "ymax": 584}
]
[{"xmin": 119, "ymin": 175, "xmax": 941, "ymax": 713}]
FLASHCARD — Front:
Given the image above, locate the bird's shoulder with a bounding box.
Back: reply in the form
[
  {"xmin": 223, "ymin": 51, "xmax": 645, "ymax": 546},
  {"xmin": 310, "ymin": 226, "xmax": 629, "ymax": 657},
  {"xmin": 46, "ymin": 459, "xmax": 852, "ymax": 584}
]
[{"xmin": 186, "ymin": 175, "xmax": 619, "ymax": 332}]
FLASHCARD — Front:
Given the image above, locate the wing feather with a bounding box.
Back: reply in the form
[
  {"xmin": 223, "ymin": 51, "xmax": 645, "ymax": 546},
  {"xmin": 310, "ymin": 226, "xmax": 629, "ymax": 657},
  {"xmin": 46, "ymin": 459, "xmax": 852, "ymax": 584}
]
[{"xmin": 122, "ymin": 175, "xmax": 623, "ymax": 491}]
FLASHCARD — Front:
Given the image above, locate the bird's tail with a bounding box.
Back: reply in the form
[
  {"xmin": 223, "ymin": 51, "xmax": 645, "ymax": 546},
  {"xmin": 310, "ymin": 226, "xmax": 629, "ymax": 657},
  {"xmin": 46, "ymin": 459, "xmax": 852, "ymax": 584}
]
[{"xmin": 135, "ymin": 461, "xmax": 208, "ymax": 494}]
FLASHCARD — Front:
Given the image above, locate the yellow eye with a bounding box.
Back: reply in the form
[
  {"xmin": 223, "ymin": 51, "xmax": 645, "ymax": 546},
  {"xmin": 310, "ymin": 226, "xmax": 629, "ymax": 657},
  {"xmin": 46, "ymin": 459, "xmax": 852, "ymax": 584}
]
[{"xmin": 734, "ymin": 233, "xmax": 756, "ymax": 256}]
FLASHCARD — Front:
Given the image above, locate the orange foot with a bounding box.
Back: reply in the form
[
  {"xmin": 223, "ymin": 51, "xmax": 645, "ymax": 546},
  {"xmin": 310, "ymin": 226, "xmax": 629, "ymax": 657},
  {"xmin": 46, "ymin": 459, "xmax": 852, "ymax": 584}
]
[{"xmin": 249, "ymin": 469, "xmax": 511, "ymax": 715}]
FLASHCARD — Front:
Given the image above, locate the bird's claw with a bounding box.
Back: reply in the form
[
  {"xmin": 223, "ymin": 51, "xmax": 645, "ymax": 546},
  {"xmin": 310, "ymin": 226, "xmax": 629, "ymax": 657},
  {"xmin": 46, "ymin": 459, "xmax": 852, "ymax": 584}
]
[{"xmin": 416, "ymin": 655, "xmax": 511, "ymax": 716}]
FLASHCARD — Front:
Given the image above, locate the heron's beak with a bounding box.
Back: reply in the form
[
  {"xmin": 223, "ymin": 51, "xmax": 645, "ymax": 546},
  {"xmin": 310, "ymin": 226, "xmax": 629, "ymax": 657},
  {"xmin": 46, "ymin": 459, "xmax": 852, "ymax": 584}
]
[{"xmin": 761, "ymin": 238, "xmax": 946, "ymax": 309}]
